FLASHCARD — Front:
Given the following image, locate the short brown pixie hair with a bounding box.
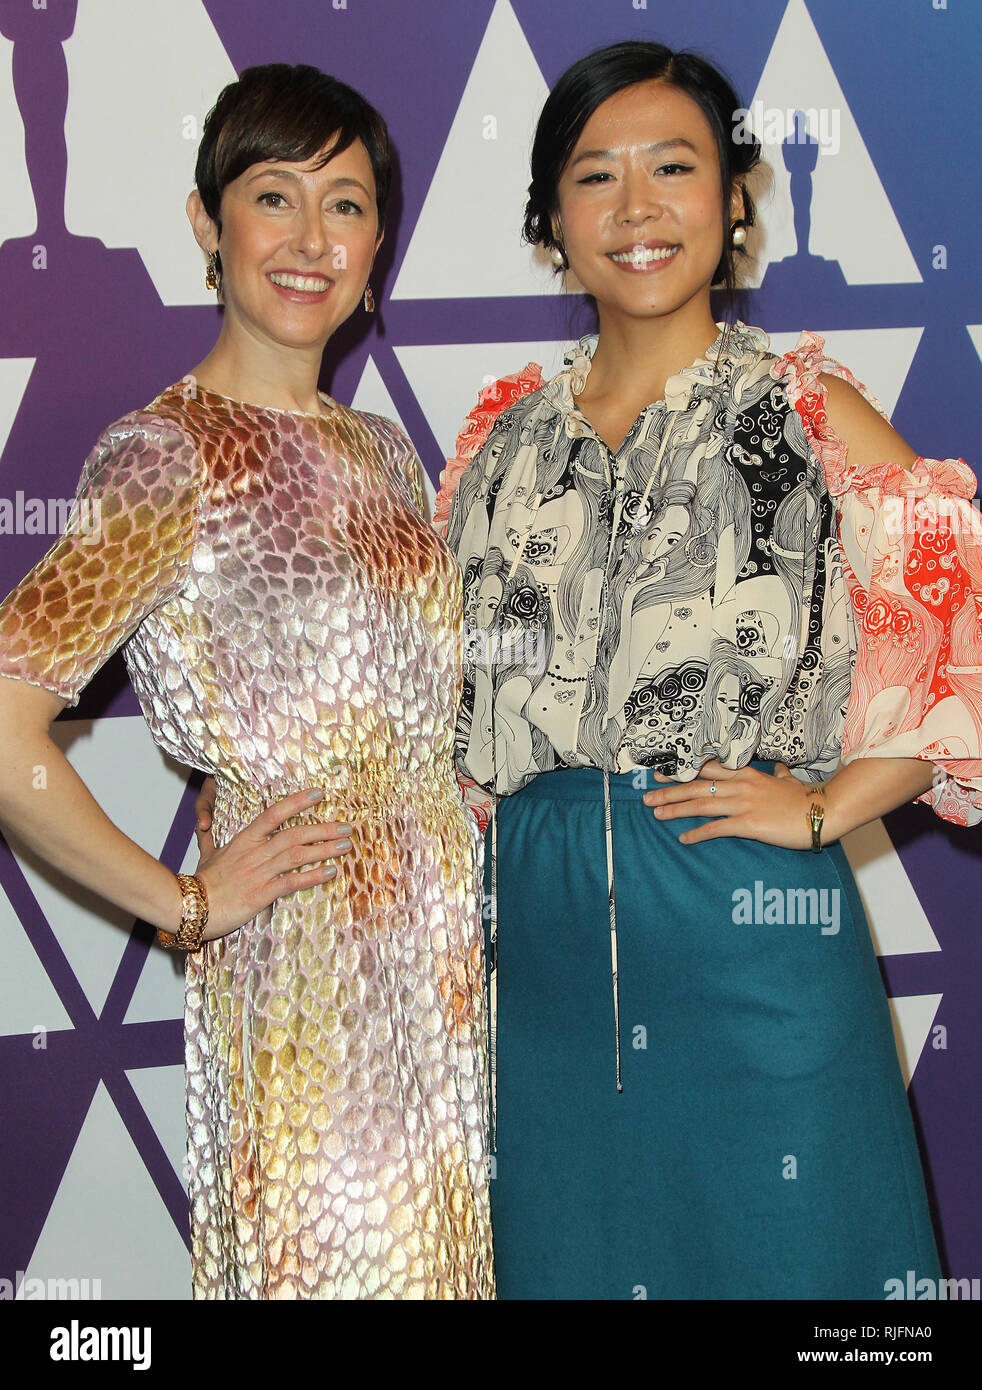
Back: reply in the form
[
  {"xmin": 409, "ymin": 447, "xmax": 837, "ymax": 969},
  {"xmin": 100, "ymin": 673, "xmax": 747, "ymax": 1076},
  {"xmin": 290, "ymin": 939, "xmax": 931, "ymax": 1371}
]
[{"xmin": 194, "ymin": 63, "xmax": 392, "ymax": 244}]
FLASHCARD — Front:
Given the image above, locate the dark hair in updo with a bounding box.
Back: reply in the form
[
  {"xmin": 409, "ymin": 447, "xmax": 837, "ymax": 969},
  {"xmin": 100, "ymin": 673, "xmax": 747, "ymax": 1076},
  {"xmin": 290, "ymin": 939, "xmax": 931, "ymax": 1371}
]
[
  {"xmin": 195, "ymin": 63, "xmax": 391, "ymax": 274},
  {"xmin": 523, "ymin": 41, "xmax": 761, "ymax": 307}
]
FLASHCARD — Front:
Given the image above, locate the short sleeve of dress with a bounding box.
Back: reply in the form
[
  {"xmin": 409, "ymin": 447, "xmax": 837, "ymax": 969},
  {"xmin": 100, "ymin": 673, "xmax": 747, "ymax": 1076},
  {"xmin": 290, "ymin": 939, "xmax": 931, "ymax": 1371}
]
[
  {"xmin": 771, "ymin": 332, "xmax": 982, "ymax": 825},
  {"xmin": 0, "ymin": 414, "xmax": 201, "ymax": 709}
]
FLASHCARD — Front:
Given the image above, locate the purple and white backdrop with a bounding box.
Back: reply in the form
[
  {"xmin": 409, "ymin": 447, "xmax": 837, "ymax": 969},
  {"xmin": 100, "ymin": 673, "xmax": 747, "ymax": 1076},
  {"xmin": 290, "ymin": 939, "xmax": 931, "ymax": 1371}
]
[{"xmin": 0, "ymin": 0, "xmax": 979, "ymax": 1300}]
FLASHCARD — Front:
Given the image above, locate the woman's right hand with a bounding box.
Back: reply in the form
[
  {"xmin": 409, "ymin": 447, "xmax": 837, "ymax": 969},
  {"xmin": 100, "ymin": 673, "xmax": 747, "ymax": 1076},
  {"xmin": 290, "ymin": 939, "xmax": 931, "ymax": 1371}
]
[{"xmin": 191, "ymin": 786, "xmax": 353, "ymax": 942}]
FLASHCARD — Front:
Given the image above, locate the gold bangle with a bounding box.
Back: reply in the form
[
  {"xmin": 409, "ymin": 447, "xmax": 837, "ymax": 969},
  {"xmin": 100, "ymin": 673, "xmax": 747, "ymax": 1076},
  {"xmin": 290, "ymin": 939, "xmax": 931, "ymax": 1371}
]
[
  {"xmin": 808, "ymin": 801, "xmax": 824, "ymax": 853},
  {"xmin": 158, "ymin": 873, "xmax": 209, "ymax": 951}
]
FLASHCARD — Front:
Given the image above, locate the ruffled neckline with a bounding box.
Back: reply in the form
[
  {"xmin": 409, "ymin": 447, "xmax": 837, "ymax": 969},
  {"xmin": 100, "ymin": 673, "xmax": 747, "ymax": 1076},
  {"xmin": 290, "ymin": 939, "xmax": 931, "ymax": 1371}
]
[{"xmin": 542, "ymin": 321, "xmax": 772, "ymax": 416}]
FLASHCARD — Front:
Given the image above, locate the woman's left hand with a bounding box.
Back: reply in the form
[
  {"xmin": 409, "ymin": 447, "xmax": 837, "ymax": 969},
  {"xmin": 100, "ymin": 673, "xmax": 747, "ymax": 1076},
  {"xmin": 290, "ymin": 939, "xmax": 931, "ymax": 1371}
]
[{"xmin": 642, "ymin": 759, "xmax": 827, "ymax": 850}]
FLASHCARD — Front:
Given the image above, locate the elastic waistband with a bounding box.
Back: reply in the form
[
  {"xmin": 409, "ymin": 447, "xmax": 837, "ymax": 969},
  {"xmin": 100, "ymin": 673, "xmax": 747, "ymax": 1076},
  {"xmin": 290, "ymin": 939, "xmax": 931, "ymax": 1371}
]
[{"xmin": 509, "ymin": 761, "xmax": 777, "ymax": 802}]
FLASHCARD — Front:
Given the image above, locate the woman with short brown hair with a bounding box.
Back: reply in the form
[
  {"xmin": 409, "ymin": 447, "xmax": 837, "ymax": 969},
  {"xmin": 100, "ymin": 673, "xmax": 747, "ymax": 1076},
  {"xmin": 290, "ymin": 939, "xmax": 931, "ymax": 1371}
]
[{"xmin": 0, "ymin": 63, "xmax": 494, "ymax": 1300}]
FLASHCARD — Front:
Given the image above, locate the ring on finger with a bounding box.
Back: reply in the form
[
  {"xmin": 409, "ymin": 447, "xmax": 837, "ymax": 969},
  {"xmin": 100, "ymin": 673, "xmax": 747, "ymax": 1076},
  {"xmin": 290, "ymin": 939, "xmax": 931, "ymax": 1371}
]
[{"xmin": 709, "ymin": 783, "xmax": 717, "ymax": 794}]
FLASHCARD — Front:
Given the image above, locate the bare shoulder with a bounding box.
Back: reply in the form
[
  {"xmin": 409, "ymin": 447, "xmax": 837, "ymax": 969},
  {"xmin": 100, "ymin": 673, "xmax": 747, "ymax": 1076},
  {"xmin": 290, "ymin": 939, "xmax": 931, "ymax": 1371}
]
[{"xmin": 820, "ymin": 372, "xmax": 918, "ymax": 471}]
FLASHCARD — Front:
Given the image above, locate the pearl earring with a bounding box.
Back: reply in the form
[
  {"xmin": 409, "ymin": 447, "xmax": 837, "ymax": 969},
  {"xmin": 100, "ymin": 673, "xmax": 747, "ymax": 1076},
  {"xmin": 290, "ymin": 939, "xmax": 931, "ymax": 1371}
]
[
  {"xmin": 550, "ymin": 244, "xmax": 569, "ymax": 269},
  {"xmin": 731, "ymin": 221, "xmax": 748, "ymax": 247}
]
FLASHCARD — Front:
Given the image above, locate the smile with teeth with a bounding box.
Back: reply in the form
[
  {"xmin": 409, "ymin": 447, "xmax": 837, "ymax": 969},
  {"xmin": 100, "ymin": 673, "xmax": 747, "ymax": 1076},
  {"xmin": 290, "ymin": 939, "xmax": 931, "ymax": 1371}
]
[
  {"xmin": 268, "ymin": 271, "xmax": 332, "ymax": 292},
  {"xmin": 609, "ymin": 245, "xmax": 680, "ymax": 265}
]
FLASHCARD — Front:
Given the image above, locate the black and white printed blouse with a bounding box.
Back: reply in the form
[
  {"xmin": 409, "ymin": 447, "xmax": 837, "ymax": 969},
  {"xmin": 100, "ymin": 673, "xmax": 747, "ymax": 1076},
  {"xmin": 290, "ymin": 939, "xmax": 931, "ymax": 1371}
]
[{"xmin": 446, "ymin": 321, "xmax": 860, "ymax": 798}]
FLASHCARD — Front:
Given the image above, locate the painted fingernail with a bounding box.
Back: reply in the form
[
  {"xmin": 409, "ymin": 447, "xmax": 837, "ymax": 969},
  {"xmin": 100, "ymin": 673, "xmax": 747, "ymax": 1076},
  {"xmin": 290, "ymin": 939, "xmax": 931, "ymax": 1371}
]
[
  {"xmin": 336, "ymin": 823, "xmax": 353, "ymax": 834},
  {"xmin": 323, "ymin": 865, "xmax": 338, "ymax": 877},
  {"xmin": 307, "ymin": 789, "xmax": 325, "ymax": 802},
  {"xmin": 335, "ymin": 838, "xmax": 352, "ymax": 852}
]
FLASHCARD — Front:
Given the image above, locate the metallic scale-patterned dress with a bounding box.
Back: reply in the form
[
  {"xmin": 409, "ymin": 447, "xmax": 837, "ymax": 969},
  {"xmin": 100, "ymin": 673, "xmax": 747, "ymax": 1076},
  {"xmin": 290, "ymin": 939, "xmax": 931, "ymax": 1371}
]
[{"xmin": 0, "ymin": 381, "xmax": 494, "ymax": 1299}]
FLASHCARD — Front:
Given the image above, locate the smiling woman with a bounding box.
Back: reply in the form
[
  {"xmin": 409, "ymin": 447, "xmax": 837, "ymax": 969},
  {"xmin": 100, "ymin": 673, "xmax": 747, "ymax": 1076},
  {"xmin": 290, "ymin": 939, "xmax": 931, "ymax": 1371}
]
[
  {"xmin": 185, "ymin": 63, "xmax": 390, "ymax": 409},
  {"xmin": 438, "ymin": 39, "xmax": 982, "ymax": 1300},
  {"xmin": 0, "ymin": 63, "xmax": 494, "ymax": 1301}
]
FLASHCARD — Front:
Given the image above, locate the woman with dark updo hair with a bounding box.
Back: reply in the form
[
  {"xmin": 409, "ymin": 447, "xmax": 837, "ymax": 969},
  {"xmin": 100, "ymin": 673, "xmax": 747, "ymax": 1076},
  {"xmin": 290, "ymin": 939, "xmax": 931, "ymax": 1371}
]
[
  {"xmin": 438, "ymin": 40, "xmax": 982, "ymax": 1298},
  {"xmin": 0, "ymin": 64, "xmax": 494, "ymax": 1299}
]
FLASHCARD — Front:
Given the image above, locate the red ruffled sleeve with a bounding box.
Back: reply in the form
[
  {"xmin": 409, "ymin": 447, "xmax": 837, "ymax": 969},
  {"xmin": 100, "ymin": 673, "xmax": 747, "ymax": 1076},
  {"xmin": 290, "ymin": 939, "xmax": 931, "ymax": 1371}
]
[
  {"xmin": 433, "ymin": 363, "xmax": 545, "ymax": 832},
  {"xmin": 771, "ymin": 332, "xmax": 982, "ymax": 825},
  {"xmin": 432, "ymin": 362, "xmax": 545, "ymax": 537}
]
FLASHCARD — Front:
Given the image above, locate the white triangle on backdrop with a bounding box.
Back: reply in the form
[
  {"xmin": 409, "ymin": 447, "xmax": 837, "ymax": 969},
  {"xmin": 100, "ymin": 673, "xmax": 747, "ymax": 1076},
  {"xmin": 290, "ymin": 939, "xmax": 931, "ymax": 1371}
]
[
  {"xmin": 967, "ymin": 325, "xmax": 982, "ymax": 366},
  {"xmin": 351, "ymin": 355, "xmax": 408, "ymax": 432},
  {"xmin": 0, "ymin": 881, "xmax": 72, "ymax": 1037},
  {"xmin": 5, "ymin": 717, "xmax": 193, "ymax": 1017},
  {"xmin": 123, "ymin": 829, "xmax": 197, "ymax": 1027},
  {"xmin": 63, "ymin": 0, "xmax": 236, "ymax": 306},
  {"xmin": 16, "ymin": 1080, "xmax": 190, "ymax": 1299},
  {"xmin": 743, "ymin": 0, "xmax": 920, "ymax": 286},
  {"xmin": 840, "ymin": 818, "xmax": 941, "ymax": 957},
  {"xmin": 0, "ymin": 357, "xmax": 35, "ymax": 456},
  {"xmin": 0, "ymin": 35, "xmax": 37, "ymax": 245},
  {"xmin": 126, "ymin": 1063, "xmax": 188, "ymax": 1189},
  {"xmin": 392, "ymin": 0, "xmax": 559, "ymax": 300},
  {"xmin": 396, "ymin": 339, "xmax": 567, "ymax": 461},
  {"xmin": 887, "ymin": 994, "xmax": 943, "ymax": 1090},
  {"xmin": 767, "ymin": 327, "xmax": 922, "ymax": 417}
]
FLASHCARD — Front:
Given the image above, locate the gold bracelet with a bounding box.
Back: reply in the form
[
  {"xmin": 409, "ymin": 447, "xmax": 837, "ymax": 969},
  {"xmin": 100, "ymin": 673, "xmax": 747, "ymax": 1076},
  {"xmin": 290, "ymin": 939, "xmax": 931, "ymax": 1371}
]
[
  {"xmin": 158, "ymin": 873, "xmax": 209, "ymax": 950},
  {"xmin": 808, "ymin": 801, "xmax": 825, "ymax": 853}
]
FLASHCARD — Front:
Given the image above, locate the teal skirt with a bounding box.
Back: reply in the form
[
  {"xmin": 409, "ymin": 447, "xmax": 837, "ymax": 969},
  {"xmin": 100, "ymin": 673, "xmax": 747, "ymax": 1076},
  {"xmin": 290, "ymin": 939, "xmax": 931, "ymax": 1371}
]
[{"xmin": 485, "ymin": 764, "xmax": 941, "ymax": 1300}]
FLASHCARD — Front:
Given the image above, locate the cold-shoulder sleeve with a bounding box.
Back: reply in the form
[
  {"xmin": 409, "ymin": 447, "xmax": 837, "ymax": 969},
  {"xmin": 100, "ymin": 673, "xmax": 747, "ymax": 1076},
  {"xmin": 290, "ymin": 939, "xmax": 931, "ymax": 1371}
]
[
  {"xmin": 432, "ymin": 362, "xmax": 545, "ymax": 537},
  {"xmin": 772, "ymin": 332, "xmax": 982, "ymax": 825},
  {"xmin": 0, "ymin": 414, "xmax": 202, "ymax": 708}
]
